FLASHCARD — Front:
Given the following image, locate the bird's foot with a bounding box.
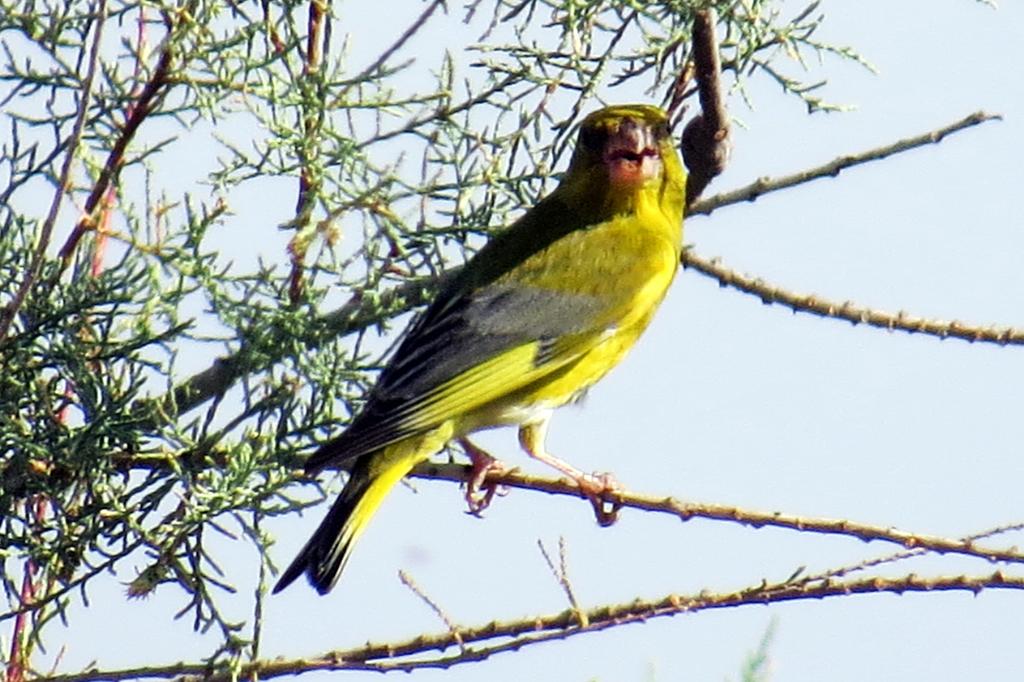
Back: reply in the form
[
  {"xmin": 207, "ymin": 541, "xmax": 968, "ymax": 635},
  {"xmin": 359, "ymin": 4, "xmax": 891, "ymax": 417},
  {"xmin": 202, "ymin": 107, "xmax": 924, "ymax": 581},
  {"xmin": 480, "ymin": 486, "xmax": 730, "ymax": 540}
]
[
  {"xmin": 575, "ymin": 471, "xmax": 623, "ymax": 527},
  {"xmin": 460, "ymin": 438, "xmax": 512, "ymax": 516}
]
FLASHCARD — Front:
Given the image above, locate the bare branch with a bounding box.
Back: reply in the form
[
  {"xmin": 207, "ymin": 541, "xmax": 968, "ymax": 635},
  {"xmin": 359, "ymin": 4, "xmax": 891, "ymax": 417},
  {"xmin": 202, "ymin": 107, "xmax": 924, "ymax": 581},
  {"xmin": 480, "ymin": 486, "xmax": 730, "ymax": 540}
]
[
  {"xmin": 690, "ymin": 111, "xmax": 1001, "ymax": 216},
  {"xmin": 681, "ymin": 250, "xmax": 1024, "ymax": 345},
  {"xmin": 28, "ymin": 571, "xmax": 1024, "ymax": 682},
  {"xmin": 681, "ymin": 8, "xmax": 731, "ymax": 205},
  {"xmin": 410, "ymin": 463, "xmax": 1024, "ymax": 567}
]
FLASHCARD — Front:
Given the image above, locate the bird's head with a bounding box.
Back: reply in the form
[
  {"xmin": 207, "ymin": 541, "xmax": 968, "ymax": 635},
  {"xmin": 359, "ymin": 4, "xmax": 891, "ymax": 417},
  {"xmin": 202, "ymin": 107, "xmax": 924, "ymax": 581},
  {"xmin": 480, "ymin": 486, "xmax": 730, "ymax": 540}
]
[{"xmin": 562, "ymin": 104, "xmax": 685, "ymax": 217}]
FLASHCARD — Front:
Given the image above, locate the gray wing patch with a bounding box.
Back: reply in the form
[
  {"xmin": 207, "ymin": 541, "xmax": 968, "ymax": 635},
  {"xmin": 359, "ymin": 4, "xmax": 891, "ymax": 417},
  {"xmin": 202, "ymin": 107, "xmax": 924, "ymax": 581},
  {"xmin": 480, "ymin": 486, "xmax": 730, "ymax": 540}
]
[
  {"xmin": 318, "ymin": 283, "xmax": 606, "ymax": 466},
  {"xmin": 466, "ymin": 284, "xmax": 605, "ymax": 338},
  {"xmin": 378, "ymin": 283, "xmax": 605, "ymax": 400}
]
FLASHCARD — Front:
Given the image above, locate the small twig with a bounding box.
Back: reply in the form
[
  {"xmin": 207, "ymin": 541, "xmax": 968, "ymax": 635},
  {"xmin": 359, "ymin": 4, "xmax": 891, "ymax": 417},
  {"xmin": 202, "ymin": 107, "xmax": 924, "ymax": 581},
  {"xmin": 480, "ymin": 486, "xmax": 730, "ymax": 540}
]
[
  {"xmin": 536, "ymin": 538, "xmax": 588, "ymax": 626},
  {"xmin": 6, "ymin": 499, "xmax": 44, "ymax": 682},
  {"xmin": 398, "ymin": 570, "xmax": 465, "ymax": 650},
  {"xmin": 662, "ymin": 41, "xmax": 693, "ymax": 129},
  {"xmin": 364, "ymin": 72, "xmax": 518, "ymax": 144},
  {"xmin": 287, "ymin": 0, "xmax": 331, "ymax": 304},
  {"xmin": 680, "ymin": 249, "xmax": 1024, "ymax": 345},
  {"xmin": 0, "ymin": 0, "xmax": 107, "ymax": 341},
  {"xmin": 332, "ymin": 0, "xmax": 447, "ymax": 103},
  {"xmin": 790, "ymin": 521, "xmax": 1024, "ymax": 588}
]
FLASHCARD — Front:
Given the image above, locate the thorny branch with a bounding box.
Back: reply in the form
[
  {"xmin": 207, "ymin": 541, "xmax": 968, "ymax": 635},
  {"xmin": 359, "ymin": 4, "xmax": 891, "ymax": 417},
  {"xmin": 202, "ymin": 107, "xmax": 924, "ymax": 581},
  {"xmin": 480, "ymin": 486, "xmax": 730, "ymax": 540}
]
[
  {"xmin": 61, "ymin": 455, "xmax": 1024, "ymax": 577},
  {"xmin": 689, "ymin": 111, "xmax": 1001, "ymax": 216},
  {"xmin": 26, "ymin": 571, "xmax": 1024, "ymax": 682},
  {"xmin": 409, "ymin": 463, "xmax": 1024, "ymax": 568},
  {"xmin": 680, "ymin": 249, "xmax": 1024, "ymax": 345}
]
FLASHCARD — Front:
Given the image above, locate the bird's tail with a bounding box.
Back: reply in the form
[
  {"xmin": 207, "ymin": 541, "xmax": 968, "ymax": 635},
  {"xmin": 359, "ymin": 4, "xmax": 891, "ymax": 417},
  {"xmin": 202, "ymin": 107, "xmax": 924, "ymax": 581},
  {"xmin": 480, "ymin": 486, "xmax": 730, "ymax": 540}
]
[{"xmin": 273, "ymin": 445, "xmax": 421, "ymax": 595}]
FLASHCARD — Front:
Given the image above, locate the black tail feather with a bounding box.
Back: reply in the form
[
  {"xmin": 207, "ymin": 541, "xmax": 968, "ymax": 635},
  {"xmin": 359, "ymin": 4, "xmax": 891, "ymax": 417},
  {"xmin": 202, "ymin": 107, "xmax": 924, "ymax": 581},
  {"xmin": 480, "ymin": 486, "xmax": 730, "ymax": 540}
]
[{"xmin": 273, "ymin": 460, "xmax": 374, "ymax": 595}]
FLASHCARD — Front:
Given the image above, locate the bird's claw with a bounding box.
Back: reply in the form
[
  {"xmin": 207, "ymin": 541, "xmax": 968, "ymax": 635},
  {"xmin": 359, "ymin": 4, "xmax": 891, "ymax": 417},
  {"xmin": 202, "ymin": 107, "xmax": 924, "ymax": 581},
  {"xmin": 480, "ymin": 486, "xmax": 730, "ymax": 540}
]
[
  {"xmin": 461, "ymin": 439, "xmax": 512, "ymax": 516},
  {"xmin": 465, "ymin": 465, "xmax": 512, "ymax": 516},
  {"xmin": 576, "ymin": 471, "xmax": 623, "ymax": 527}
]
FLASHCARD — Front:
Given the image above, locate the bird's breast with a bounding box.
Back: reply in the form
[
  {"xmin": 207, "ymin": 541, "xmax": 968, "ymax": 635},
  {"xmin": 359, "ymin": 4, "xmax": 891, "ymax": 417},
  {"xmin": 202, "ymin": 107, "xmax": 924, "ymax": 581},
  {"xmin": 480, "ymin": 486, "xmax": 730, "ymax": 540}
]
[{"xmin": 505, "ymin": 214, "xmax": 679, "ymax": 411}]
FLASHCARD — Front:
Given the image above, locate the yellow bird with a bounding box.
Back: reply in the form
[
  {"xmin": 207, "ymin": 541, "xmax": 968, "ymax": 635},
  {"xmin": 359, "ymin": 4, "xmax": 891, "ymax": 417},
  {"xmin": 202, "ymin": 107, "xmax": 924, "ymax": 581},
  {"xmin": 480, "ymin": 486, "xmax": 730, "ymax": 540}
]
[{"xmin": 275, "ymin": 104, "xmax": 686, "ymax": 594}]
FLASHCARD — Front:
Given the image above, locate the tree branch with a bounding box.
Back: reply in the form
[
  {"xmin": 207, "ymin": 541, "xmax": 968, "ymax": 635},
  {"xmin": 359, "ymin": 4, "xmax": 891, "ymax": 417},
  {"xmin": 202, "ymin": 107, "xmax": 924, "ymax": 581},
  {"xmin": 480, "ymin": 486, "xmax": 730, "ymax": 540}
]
[
  {"xmin": 681, "ymin": 8, "xmax": 731, "ymax": 205},
  {"xmin": 103, "ymin": 457, "xmax": 1024, "ymax": 569},
  {"xmin": 690, "ymin": 111, "xmax": 1000, "ymax": 216},
  {"xmin": 680, "ymin": 250, "xmax": 1024, "ymax": 345},
  {"xmin": 140, "ymin": 271, "xmax": 446, "ymax": 429},
  {"xmin": 29, "ymin": 570, "xmax": 1024, "ymax": 682},
  {"xmin": 409, "ymin": 463, "xmax": 1024, "ymax": 567}
]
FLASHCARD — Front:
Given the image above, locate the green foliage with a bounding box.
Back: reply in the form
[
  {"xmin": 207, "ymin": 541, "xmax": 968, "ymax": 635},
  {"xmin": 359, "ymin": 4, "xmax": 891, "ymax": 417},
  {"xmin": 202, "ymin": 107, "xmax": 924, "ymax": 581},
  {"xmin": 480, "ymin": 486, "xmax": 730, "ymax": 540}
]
[{"xmin": 738, "ymin": 620, "xmax": 777, "ymax": 682}]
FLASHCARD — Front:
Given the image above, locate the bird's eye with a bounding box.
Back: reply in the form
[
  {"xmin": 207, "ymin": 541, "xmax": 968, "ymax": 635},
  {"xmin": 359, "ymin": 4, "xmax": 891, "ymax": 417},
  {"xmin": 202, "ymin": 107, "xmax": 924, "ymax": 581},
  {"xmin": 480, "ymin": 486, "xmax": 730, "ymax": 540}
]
[
  {"xmin": 580, "ymin": 125, "xmax": 607, "ymax": 152},
  {"xmin": 655, "ymin": 121, "xmax": 671, "ymax": 140}
]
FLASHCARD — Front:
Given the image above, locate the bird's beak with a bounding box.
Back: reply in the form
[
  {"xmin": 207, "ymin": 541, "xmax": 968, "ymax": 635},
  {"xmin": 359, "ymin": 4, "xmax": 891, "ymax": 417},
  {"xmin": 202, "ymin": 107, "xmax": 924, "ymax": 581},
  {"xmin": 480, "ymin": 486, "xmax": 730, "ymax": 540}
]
[{"xmin": 602, "ymin": 117, "xmax": 662, "ymax": 189}]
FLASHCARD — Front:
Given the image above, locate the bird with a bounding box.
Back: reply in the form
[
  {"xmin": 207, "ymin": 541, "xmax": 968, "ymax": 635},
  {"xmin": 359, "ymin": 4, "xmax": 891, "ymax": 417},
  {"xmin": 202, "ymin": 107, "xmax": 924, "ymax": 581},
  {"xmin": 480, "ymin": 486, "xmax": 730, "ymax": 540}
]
[{"xmin": 274, "ymin": 103, "xmax": 687, "ymax": 594}]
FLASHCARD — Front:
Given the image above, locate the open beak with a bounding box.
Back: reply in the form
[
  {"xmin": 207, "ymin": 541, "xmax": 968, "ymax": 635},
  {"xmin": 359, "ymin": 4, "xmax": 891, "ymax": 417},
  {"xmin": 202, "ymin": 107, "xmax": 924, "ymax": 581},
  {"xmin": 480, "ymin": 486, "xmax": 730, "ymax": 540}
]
[{"xmin": 602, "ymin": 117, "xmax": 662, "ymax": 188}]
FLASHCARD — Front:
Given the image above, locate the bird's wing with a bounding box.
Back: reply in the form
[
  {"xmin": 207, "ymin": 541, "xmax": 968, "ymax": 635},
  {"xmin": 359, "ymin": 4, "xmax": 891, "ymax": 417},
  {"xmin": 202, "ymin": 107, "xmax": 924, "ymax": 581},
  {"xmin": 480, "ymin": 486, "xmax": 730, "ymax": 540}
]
[{"xmin": 305, "ymin": 282, "xmax": 609, "ymax": 471}]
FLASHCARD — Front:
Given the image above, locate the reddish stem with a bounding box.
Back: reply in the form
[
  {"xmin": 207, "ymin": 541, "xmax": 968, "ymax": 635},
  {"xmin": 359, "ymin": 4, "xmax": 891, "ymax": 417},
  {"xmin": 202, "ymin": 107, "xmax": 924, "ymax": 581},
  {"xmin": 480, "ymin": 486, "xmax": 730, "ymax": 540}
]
[
  {"xmin": 57, "ymin": 40, "xmax": 172, "ymax": 269},
  {"xmin": 5, "ymin": 496, "xmax": 50, "ymax": 682},
  {"xmin": 288, "ymin": 0, "xmax": 329, "ymax": 305}
]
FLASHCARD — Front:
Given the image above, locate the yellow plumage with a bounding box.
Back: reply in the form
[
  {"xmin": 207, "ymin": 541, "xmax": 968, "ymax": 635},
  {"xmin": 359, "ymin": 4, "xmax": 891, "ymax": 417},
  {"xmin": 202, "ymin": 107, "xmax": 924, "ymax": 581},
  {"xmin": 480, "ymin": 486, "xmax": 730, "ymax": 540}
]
[{"xmin": 275, "ymin": 104, "xmax": 686, "ymax": 594}]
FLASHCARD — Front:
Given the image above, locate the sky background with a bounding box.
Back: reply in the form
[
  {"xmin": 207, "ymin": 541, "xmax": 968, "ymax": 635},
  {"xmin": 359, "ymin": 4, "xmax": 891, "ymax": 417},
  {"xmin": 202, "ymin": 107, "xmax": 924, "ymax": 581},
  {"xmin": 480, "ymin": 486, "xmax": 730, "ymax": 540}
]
[{"xmin": 20, "ymin": 0, "xmax": 1024, "ymax": 679}]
